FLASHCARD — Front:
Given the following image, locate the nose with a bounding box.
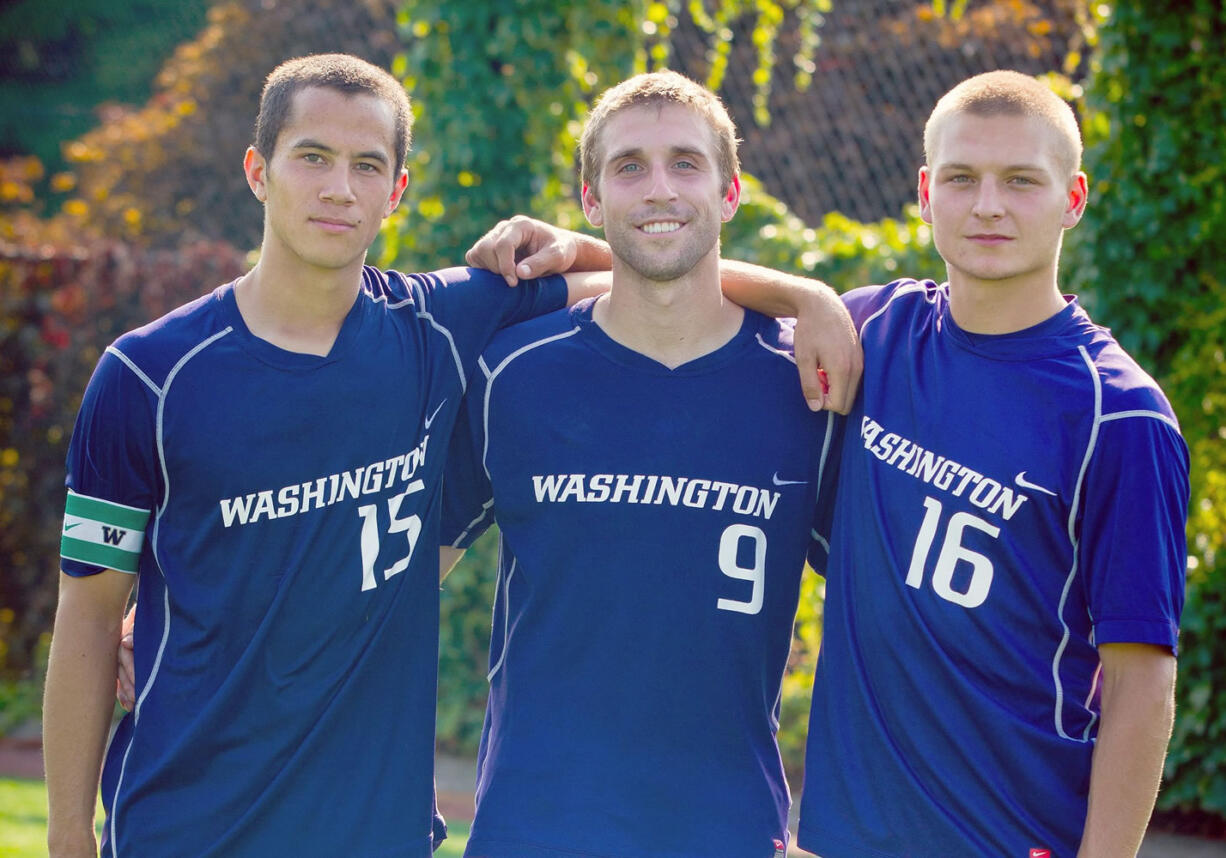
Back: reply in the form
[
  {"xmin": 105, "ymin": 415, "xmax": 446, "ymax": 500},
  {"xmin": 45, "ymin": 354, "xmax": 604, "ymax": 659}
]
[
  {"xmin": 320, "ymin": 164, "xmax": 357, "ymax": 205},
  {"xmin": 971, "ymin": 179, "xmax": 1005, "ymax": 220},
  {"xmin": 643, "ymin": 166, "xmax": 678, "ymax": 205}
]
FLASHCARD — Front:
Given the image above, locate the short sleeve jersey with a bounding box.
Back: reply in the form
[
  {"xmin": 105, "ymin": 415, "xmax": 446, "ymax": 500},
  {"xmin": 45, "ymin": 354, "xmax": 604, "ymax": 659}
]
[
  {"xmin": 797, "ymin": 280, "xmax": 1189, "ymax": 857},
  {"xmin": 441, "ymin": 300, "xmax": 841, "ymax": 858},
  {"xmin": 60, "ymin": 266, "xmax": 565, "ymax": 858}
]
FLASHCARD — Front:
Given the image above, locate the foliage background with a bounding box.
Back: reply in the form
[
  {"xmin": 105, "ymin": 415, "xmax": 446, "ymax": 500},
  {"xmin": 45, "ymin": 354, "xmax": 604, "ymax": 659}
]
[{"xmin": 0, "ymin": 0, "xmax": 1221, "ymax": 828}]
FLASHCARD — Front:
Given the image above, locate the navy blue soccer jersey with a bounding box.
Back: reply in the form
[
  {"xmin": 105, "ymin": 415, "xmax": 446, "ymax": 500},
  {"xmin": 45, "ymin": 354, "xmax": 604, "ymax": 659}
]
[
  {"xmin": 60, "ymin": 266, "xmax": 565, "ymax": 858},
  {"xmin": 441, "ymin": 299, "xmax": 840, "ymax": 858},
  {"xmin": 797, "ymin": 280, "xmax": 1189, "ymax": 857}
]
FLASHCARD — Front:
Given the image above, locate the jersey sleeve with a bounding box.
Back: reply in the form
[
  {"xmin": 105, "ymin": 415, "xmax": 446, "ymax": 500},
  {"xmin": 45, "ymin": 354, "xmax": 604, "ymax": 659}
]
[
  {"xmin": 806, "ymin": 412, "xmax": 845, "ymax": 574},
  {"xmin": 440, "ymin": 362, "xmax": 496, "ymax": 549},
  {"xmin": 61, "ymin": 348, "xmax": 159, "ymax": 577},
  {"xmin": 1079, "ymin": 414, "xmax": 1189, "ymax": 652},
  {"xmin": 413, "ymin": 267, "xmax": 567, "ymax": 384}
]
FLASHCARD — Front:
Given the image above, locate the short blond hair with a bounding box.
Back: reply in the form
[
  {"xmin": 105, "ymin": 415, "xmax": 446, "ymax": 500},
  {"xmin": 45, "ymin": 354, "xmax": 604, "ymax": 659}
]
[
  {"xmin": 580, "ymin": 71, "xmax": 740, "ymax": 197},
  {"xmin": 924, "ymin": 70, "xmax": 1082, "ymax": 178}
]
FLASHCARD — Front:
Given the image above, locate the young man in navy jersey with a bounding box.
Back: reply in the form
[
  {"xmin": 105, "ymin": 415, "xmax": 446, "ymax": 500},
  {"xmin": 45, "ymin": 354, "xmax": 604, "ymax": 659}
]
[
  {"xmin": 442, "ymin": 71, "xmax": 841, "ymax": 858},
  {"xmin": 42, "ymin": 53, "xmax": 575, "ymax": 858},
  {"xmin": 53, "ymin": 55, "xmax": 856, "ymax": 858},
  {"xmin": 468, "ymin": 71, "xmax": 1188, "ymax": 858},
  {"xmin": 794, "ymin": 70, "xmax": 1188, "ymax": 858}
]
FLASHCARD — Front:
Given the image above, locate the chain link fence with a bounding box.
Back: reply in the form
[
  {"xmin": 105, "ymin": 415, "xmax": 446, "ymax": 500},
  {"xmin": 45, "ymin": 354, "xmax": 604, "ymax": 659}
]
[{"xmin": 671, "ymin": 0, "xmax": 1085, "ymax": 224}]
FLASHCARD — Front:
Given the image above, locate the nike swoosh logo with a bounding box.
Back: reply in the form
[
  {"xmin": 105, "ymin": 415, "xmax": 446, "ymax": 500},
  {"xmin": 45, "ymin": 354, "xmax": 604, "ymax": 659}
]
[
  {"xmin": 772, "ymin": 472, "xmax": 807, "ymax": 487},
  {"xmin": 63, "ymin": 522, "xmax": 82, "ymax": 531},
  {"xmin": 423, "ymin": 399, "xmax": 447, "ymax": 429},
  {"xmin": 1014, "ymin": 471, "xmax": 1056, "ymax": 496}
]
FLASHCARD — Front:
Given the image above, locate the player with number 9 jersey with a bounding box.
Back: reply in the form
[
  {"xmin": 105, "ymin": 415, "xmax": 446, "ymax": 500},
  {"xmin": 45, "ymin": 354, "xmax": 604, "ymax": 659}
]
[{"xmin": 442, "ymin": 298, "xmax": 841, "ymax": 858}]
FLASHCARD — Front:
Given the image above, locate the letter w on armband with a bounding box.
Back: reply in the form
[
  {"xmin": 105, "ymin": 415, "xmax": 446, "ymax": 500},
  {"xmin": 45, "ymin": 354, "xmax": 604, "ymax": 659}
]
[{"xmin": 61, "ymin": 491, "xmax": 152, "ymax": 574}]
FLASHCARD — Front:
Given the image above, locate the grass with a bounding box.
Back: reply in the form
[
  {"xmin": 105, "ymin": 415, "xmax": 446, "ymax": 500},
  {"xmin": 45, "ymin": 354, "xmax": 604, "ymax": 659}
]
[
  {"xmin": 0, "ymin": 778, "xmax": 103, "ymax": 857},
  {"xmin": 0, "ymin": 778, "xmax": 469, "ymax": 857}
]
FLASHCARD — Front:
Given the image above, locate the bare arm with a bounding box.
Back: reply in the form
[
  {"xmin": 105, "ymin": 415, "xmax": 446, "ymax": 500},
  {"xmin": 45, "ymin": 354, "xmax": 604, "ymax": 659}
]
[
  {"xmin": 1077, "ymin": 642, "xmax": 1177, "ymax": 858},
  {"xmin": 439, "ymin": 546, "xmax": 466, "ymax": 582},
  {"xmin": 717, "ymin": 257, "xmax": 860, "ymax": 413},
  {"xmin": 466, "ymin": 216, "xmax": 861, "ymax": 412},
  {"xmin": 45, "ymin": 569, "xmax": 135, "ymax": 858}
]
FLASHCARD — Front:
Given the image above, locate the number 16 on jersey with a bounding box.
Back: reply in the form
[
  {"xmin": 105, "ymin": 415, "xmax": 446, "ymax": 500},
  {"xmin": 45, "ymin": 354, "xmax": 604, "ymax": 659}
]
[{"xmin": 906, "ymin": 496, "xmax": 999, "ymax": 609}]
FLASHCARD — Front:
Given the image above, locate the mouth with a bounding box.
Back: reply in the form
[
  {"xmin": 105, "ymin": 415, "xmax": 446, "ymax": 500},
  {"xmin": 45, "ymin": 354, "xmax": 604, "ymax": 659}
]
[
  {"xmin": 967, "ymin": 234, "xmax": 1012, "ymax": 245},
  {"xmin": 311, "ymin": 217, "xmax": 358, "ymax": 233},
  {"xmin": 638, "ymin": 220, "xmax": 684, "ymax": 235},
  {"xmin": 637, "ymin": 218, "xmax": 686, "ymax": 234}
]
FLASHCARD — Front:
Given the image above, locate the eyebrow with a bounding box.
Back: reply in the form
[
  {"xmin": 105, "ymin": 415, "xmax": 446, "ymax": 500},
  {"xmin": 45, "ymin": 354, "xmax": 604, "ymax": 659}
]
[
  {"xmin": 938, "ymin": 161, "xmax": 1048, "ymax": 173},
  {"xmin": 606, "ymin": 145, "xmax": 708, "ymax": 165},
  {"xmin": 290, "ymin": 138, "xmax": 390, "ymax": 165}
]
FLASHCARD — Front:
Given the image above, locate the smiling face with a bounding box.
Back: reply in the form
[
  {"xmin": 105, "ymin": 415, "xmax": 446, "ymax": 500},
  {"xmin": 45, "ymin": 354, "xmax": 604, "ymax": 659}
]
[
  {"xmin": 244, "ymin": 86, "xmax": 408, "ymax": 278},
  {"xmin": 919, "ymin": 111, "xmax": 1086, "ymax": 296},
  {"xmin": 582, "ymin": 103, "xmax": 739, "ymax": 284}
]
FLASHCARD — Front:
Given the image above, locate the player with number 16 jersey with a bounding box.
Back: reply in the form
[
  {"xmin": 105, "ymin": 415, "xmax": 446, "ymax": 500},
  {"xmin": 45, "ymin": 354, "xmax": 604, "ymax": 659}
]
[{"xmin": 798, "ymin": 279, "xmax": 1189, "ymax": 857}]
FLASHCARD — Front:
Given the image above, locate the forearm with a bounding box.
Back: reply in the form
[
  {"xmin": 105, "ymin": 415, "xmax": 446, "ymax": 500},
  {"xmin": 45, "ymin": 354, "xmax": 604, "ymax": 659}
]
[
  {"xmin": 1077, "ymin": 645, "xmax": 1177, "ymax": 858},
  {"xmin": 567, "ymin": 231, "xmax": 612, "ymax": 271},
  {"xmin": 44, "ymin": 571, "xmax": 132, "ymax": 856},
  {"xmin": 717, "ymin": 259, "xmax": 840, "ymax": 319}
]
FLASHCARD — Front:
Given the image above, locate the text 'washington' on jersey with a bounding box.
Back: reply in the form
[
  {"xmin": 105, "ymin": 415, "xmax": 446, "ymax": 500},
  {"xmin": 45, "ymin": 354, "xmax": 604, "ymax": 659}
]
[
  {"xmin": 861, "ymin": 415, "xmax": 1040, "ymax": 521},
  {"xmin": 531, "ymin": 472, "xmax": 786, "ymax": 520},
  {"xmin": 219, "ymin": 435, "xmax": 431, "ymax": 527}
]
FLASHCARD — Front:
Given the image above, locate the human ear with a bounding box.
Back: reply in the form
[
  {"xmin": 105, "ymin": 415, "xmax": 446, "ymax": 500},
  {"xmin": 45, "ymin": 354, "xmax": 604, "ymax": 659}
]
[
  {"xmin": 581, "ymin": 183, "xmax": 604, "ymax": 228},
  {"xmin": 917, "ymin": 166, "xmax": 933, "ymax": 224},
  {"xmin": 1063, "ymin": 172, "xmax": 1089, "ymax": 229},
  {"xmin": 244, "ymin": 147, "xmax": 268, "ymax": 203},
  {"xmin": 386, "ymin": 169, "xmax": 409, "ymax": 216},
  {"xmin": 720, "ymin": 174, "xmax": 742, "ymax": 222}
]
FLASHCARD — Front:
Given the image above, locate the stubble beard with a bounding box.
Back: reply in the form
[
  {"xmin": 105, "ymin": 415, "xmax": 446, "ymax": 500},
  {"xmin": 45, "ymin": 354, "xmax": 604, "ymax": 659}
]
[{"xmin": 607, "ymin": 217, "xmax": 721, "ymax": 283}]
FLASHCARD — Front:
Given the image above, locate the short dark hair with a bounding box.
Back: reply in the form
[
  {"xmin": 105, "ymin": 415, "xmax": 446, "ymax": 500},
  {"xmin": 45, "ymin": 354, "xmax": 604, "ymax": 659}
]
[{"xmin": 254, "ymin": 53, "xmax": 413, "ymax": 175}]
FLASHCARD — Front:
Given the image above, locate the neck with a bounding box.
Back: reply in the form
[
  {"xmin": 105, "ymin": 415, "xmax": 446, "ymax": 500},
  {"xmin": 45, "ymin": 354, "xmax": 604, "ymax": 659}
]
[
  {"xmin": 946, "ymin": 267, "xmax": 1067, "ymax": 334},
  {"xmin": 593, "ymin": 253, "xmax": 743, "ymax": 368},
  {"xmin": 235, "ymin": 243, "xmax": 364, "ymax": 356}
]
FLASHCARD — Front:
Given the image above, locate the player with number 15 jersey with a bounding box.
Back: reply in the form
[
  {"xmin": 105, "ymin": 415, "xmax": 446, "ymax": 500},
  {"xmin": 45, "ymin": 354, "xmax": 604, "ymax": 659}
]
[{"xmin": 60, "ymin": 265, "xmax": 565, "ymax": 857}]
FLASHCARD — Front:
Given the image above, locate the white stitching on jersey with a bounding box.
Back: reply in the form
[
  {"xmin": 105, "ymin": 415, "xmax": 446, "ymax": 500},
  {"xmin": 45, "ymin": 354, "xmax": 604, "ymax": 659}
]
[
  {"xmin": 481, "ymin": 326, "xmax": 581, "ymax": 479},
  {"xmin": 409, "ymin": 272, "xmax": 468, "ymax": 395},
  {"xmin": 453, "ymin": 498, "xmax": 494, "ymax": 547},
  {"xmin": 1101, "ymin": 408, "xmax": 1180, "ymax": 432},
  {"xmin": 856, "ymin": 281, "xmax": 930, "ymax": 338},
  {"xmin": 753, "ymin": 332, "xmax": 797, "ymax": 365},
  {"xmin": 753, "ymin": 331, "xmax": 837, "ymax": 555},
  {"xmin": 487, "ymin": 552, "xmax": 517, "ymax": 682},
  {"xmin": 1051, "ymin": 344, "xmax": 1101, "ymax": 743},
  {"xmin": 108, "ymin": 326, "xmax": 232, "ymax": 854},
  {"xmin": 107, "ymin": 346, "xmax": 162, "ymax": 396}
]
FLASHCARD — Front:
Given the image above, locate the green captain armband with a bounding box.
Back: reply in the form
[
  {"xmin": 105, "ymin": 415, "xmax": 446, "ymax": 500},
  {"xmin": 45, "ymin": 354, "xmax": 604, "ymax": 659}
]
[{"xmin": 61, "ymin": 490, "xmax": 152, "ymax": 574}]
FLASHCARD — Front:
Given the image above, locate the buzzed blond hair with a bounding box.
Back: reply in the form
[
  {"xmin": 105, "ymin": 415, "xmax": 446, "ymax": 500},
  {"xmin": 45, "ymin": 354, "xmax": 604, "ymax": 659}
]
[
  {"xmin": 924, "ymin": 70, "xmax": 1083, "ymax": 178},
  {"xmin": 580, "ymin": 70, "xmax": 740, "ymax": 198}
]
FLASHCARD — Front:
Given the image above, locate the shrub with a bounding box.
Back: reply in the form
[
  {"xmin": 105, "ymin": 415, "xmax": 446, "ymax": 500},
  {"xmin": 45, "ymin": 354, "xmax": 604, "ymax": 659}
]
[
  {"xmin": 1, "ymin": 0, "xmax": 401, "ymax": 252},
  {"xmin": 1068, "ymin": 0, "xmax": 1226, "ymax": 821},
  {"xmin": 0, "ymin": 239, "xmax": 247, "ymax": 680}
]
